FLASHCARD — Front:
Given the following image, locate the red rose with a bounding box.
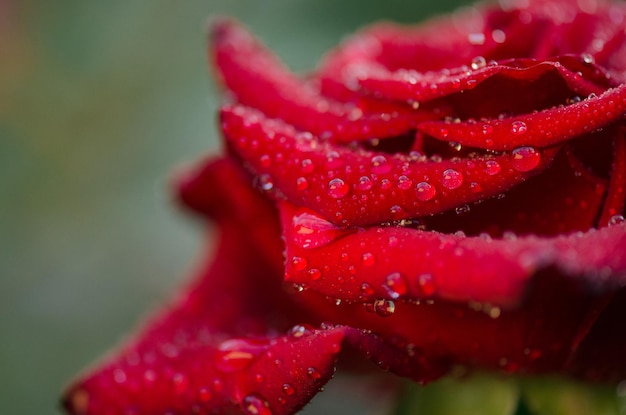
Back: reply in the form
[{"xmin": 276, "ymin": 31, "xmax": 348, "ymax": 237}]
[{"xmin": 63, "ymin": 0, "xmax": 626, "ymax": 414}]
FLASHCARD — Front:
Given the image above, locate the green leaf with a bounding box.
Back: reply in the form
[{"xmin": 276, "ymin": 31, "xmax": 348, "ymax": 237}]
[{"xmin": 395, "ymin": 373, "xmax": 519, "ymax": 415}]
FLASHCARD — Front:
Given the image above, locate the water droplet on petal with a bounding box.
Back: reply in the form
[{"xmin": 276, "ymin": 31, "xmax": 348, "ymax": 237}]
[
  {"xmin": 301, "ymin": 159, "xmax": 314, "ymax": 173},
  {"xmin": 384, "ymin": 272, "xmax": 408, "ymax": 299},
  {"xmin": 374, "ymin": 299, "xmax": 396, "ymax": 317},
  {"xmin": 328, "ymin": 178, "xmax": 349, "ymax": 198},
  {"xmin": 510, "ymin": 120, "xmax": 527, "ymax": 135},
  {"xmin": 296, "ymin": 177, "xmax": 308, "ymax": 190},
  {"xmin": 216, "ymin": 339, "xmax": 264, "ymax": 372},
  {"xmin": 397, "ymin": 175, "xmax": 412, "ymax": 190},
  {"xmin": 259, "ymin": 154, "xmax": 272, "ymax": 168},
  {"xmin": 482, "ymin": 124, "xmax": 494, "ymax": 135},
  {"xmin": 357, "ymin": 176, "xmax": 373, "ymax": 191},
  {"xmin": 289, "ymin": 324, "xmax": 314, "ymax": 338},
  {"xmin": 511, "ymin": 146, "xmax": 541, "ymax": 172},
  {"xmin": 307, "ymin": 367, "xmax": 322, "ymax": 380},
  {"xmin": 258, "ymin": 174, "xmax": 274, "ymax": 191},
  {"xmin": 371, "ymin": 155, "xmax": 392, "ymax": 174},
  {"xmin": 415, "ymin": 182, "xmax": 436, "ymax": 201},
  {"xmin": 198, "ymin": 387, "xmax": 212, "ymax": 402},
  {"xmin": 471, "ymin": 56, "xmax": 487, "ymax": 70},
  {"xmin": 292, "ymin": 209, "xmax": 345, "ymax": 249},
  {"xmin": 581, "ymin": 53, "xmax": 595, "ymax": 64},
  {"xmin": 282, "ymin": 384, "xmax": 296, "ymax": 396},
  {"xmin": 362, "ymin": 252, "xmax": 375, "ymax": 266},
  {"xmin": 455, "ymin": 204, "xmax": 470, "ymax": 215},
  {"xmin": 325, "ymin": 151, "xmax": 343, "ymax": 169},
  {"xmin": 441, "ymin": 169, "xmax": 463, "ymax": 189},
  {"xmin": 484, "ymin": 160, "xmax": 501, "ymax": 175},
  {"xmin": 608, "ymin": 215, "xmax": 625, "ymax": 226},
  {"xmin": 291, "ymin": 256, "xmax": 307, "ymax": 271},
  {"xmin": 308, "ymin": 268, "xmax": 322, "ymax": 281},
  {"xmin": 416, "ymin": 273, "xmax": 436, "ymax": 296},
  {"xmin": 242, "ymin": 394, "xmax": 272, "ymax": 415}
]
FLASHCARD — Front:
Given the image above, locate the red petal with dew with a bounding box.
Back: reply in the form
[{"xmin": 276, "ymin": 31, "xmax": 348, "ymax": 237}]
[
  {"xmin": 222, "ymin": 105, "xmax": 555, "ymax": 227},
  {"xmin": 63, "ymin": 159, "xmax": 344, "ymax": 415},
  {"xmin": 281, "ymin": 201, "xmax": 626, "ymax": 307},
  {"xmin": 418, "ymin": 83, "xmax": 626, "ymax": 150},
  {"xmin": 211, "ymin": 19, "xmax": 432, "ymax": 142}
]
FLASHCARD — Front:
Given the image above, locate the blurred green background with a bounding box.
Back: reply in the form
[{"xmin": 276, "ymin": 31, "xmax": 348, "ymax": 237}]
[{"xmin": 1, "ymin": 1, "xmax": 624, "ymax": 414}]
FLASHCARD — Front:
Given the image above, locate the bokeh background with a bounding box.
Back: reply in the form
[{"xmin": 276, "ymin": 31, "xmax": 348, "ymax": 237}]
[{"xmin": 1, "ymin": 1, "xmax": 624, "ymax": 414}]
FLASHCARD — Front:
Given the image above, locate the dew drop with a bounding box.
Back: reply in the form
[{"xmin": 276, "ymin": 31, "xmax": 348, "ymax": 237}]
[
  {"xmin": 455, "ymin": 204, "xmax": 470, "ymax": 215},
  {"xmin": 216, "ymin": 339, "xmax": 263, "ymax": 372},
  {"xmin": 471, "ymin": 56, "xmax": 487, "ymax": 70},
  {"xmin": 328, "ymin": 178, "xmax": 349, "ymax": 198},
  {"xmin": 441, "ymin": 169, "xmax": 463, "ymax": 189},
  {"xmin": 416, "ymin": 273, "xmax": 436, "ymax": 296},
  {"xmin": 581, "ymin": 53, "xmax": 595, "ymax": 64},
  {"xmin": 296, "ymin": 177, "xmax": 308, "ymax": 190},
  {"xmin": 289, "ymin": 324, "xmax": 314, "ymax": 338},
  {"xmin": 282, "ymin": 384, "xmax": 296, "ymax": 396},
  {"xmin": 415, "ymin": 182, "xmax": 436, "ymax": 201},
  {"xmin": 308, "ymin": 268, "xmax": 322, "ymax": 281},
  {"xmin": 484, "ymin": 160, "xmax": 501, "ymax": 175},
  {"xmin": 198, "ymin": 387, "xmax": 212, "ymax": 403},
  {"xmin": 325, "ymin": 151, "xmax": 343, "ymax": 169},
  {"xmin": 608, "ymin": 215, "xmax": 625, "ymax": 226},
  {"xmin": 172, "ymin": 373, "xmax": 188, "ymax": 394},
  {"xmin": 242, "ymin": 394, "xmax": 272, "ymax": 415},
  {"xmin": 371, "ymin": 155, "xmax": 392, "ymax": 174},
  {"xmin": 511, "ymin": 146, "xmax": 541, "ymax": 172},
  {"xmin": 258, "ymin": 174, "xmax": 274, "ymax": 191},
  {"xmin": 292, "ymin": 209, "xmax": 344, "ymax": 249},
  {"xmin": 362, "ymin": 252, "xmax": 375, "ymax": 266},
  {"xmin": 397, "ymin": 175, "xmax": 412, "ymax": 190},
  {"xmin": 301, "ymin": 159, "xmax": 314, "ymax": 173},
  {"xmin": 374, "ymin": 299, "xmax": 396, "ymax": 317},
  {"xmin": 482, "ymin": 124, "xmax": 494, "ymax": 135},
  {"xmin": 307, "ymin": 367, "xmax": 322, "ymax": 380},
  {"xmin": 259, "ymin": 154, "xmax": 271, "ymax": 168},
  {"xmin": 510, "ymin": 120, "xmax": 527, "ymax": 135},
  {"xmin": 357, "ymin": 176, "xmax": 373, "ymax": 191},
  {"xmin": 360, "ymin": 282, "xmax": 375, "ymax": 296},
  {"xmin": 384, "ymin": 272, "xmax": 408, "ymax": 299},
  {"xmin": 449, "ymin": 141, "xmax": 462, "ymax": 152},
  {"xmin": 291, "ymin": 256, "xmax": 307, "ymax": 271},
  {"xmin": 388, "ymin": 236, "xmax": 399, "ymax": 247}
]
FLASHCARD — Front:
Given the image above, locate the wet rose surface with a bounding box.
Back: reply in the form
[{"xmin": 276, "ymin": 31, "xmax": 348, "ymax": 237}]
[{"xmin": 63, "ymin": 0, "xmax": 626, "ymax": 414}]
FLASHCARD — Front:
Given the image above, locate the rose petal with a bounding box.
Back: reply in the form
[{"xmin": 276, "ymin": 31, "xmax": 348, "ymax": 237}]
[
  {"xmin": 222, "ymin": 104, "xmax": 556, "ymax": 227},
  {"xmin": 422, "ymin": 146, "xmax": 608, "ymax": 237},
  {"xmin": 281, "ymin": 201, "xmax": 626, "ymax": 307},
  {"xmin": 418, "ymin": 83, "xmax": 626, "ymax": 150},
  {"xmin": 211, "ymin": 19, "xmax": 431, "ymax": 142},
  {"xmin": 598, "ymin": 130, "xmax": 626, "ymax": 226},
  {"xmin": 356, "ymin": 56, "xmax": 612, "ymax": 104}
]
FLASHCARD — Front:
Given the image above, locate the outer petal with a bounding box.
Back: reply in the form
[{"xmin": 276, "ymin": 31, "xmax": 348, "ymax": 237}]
[
  {"xmin": 62, "ymin": 159, "xmax": 344, "ymax": 415},
  {"xmin": 221, "ymin": 105, "xmax": 555, "ymax": 227},
  {"xmin": 211, "ymin": 19, "xmax": 433, "ymax": 142},
  {"xmin": 281, "ymin": 202, "xmax": 626, "ymax": 307}
]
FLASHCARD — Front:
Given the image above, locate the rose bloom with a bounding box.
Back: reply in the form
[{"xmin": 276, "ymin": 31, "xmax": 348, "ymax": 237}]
[{"xmin": 63, "ymin": 0, "xmax": 626, "ymax": 414}]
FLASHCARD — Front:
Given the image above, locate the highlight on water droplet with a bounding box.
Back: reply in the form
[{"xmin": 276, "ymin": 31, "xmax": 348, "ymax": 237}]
[
  {"xmin": 384, "ymin": 272, "xmax": 408, "ymax": 299},
  {"xmin": 308, "ymin": 268, "xmax": 322, "ymax": 281},
  {"xmin": 415, "ymin": 181, "xmax": 436, "ymax": 201},
  {"xmin": 242, "ymin": 394, "xmax": 272, "ymax": 415},
  {"xmin": 441, "ymin": 168, "xmax": 463, "ymax": 189},
  {"xmin": 484, "ymin": 160, "xmax": 501, "ymax": 175},
  {"xmin": 608, "ymin": 215, "xmax": 625, "ymax": 227},
  {"xmin": 511, "ymin": 146, "xmax": 541, "ymax": 172},
  {"xmin": 296, "ymin": 177, "xmax": 308, "ymax": 190},
  {"xmin": 307, "ymin": 367, "xmax": 322, "ymax": 380},
  {"xmin": 292, "ymin": 208, "xmax": 344, "ymax": 249},
  {"xmin": 282, "ymin": 383, "xmax": 296, "ymax": 396},
  {"xmin": 291, "ymin": 256, "xmax": 307, "ymax": 271},
  {"xmin": 328, "ymin": 178, "xmax": 349, "ymax": 198},
  {"xmin": 373, "ymin": 299, "xmax": 396, "ymax": 317},
  {"xmin": 371, "ymin": 155, "xmax": 392, "ymax": 174},
  {"xmin": 301, "ymin": 158, "xmax": 314, "ymax": 173},
  {"xmin": 362, "ymin": 252, "xmax": 375, "ymax": 266},
  {"xmin": 258, "ymin": 174, "xmax": 274, "ymax": 191},
  {"xmin": 357, "ymin": 175, "xmax": 373, "ymax": 191},
  {"xmin": 470, "ymin": 56, "xmax": 487, "ymax": 70},
  {"xmin": 216, "ymin": 339, "xmax": 264, "ymax": 372},
  {"xmin": 416, "ymin": 273, "xmax": 436, "ymax": 297},
  {"xmin": 510, "ymin": 120, "xmax": 527, "ymax": 135},
  {"xmin": 397, "ymin": 175, "xmax": 412, "ymax": 190},
  {"xmin": 289, "ymin": 324, "xmax": 314, "ymax": 338}
]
